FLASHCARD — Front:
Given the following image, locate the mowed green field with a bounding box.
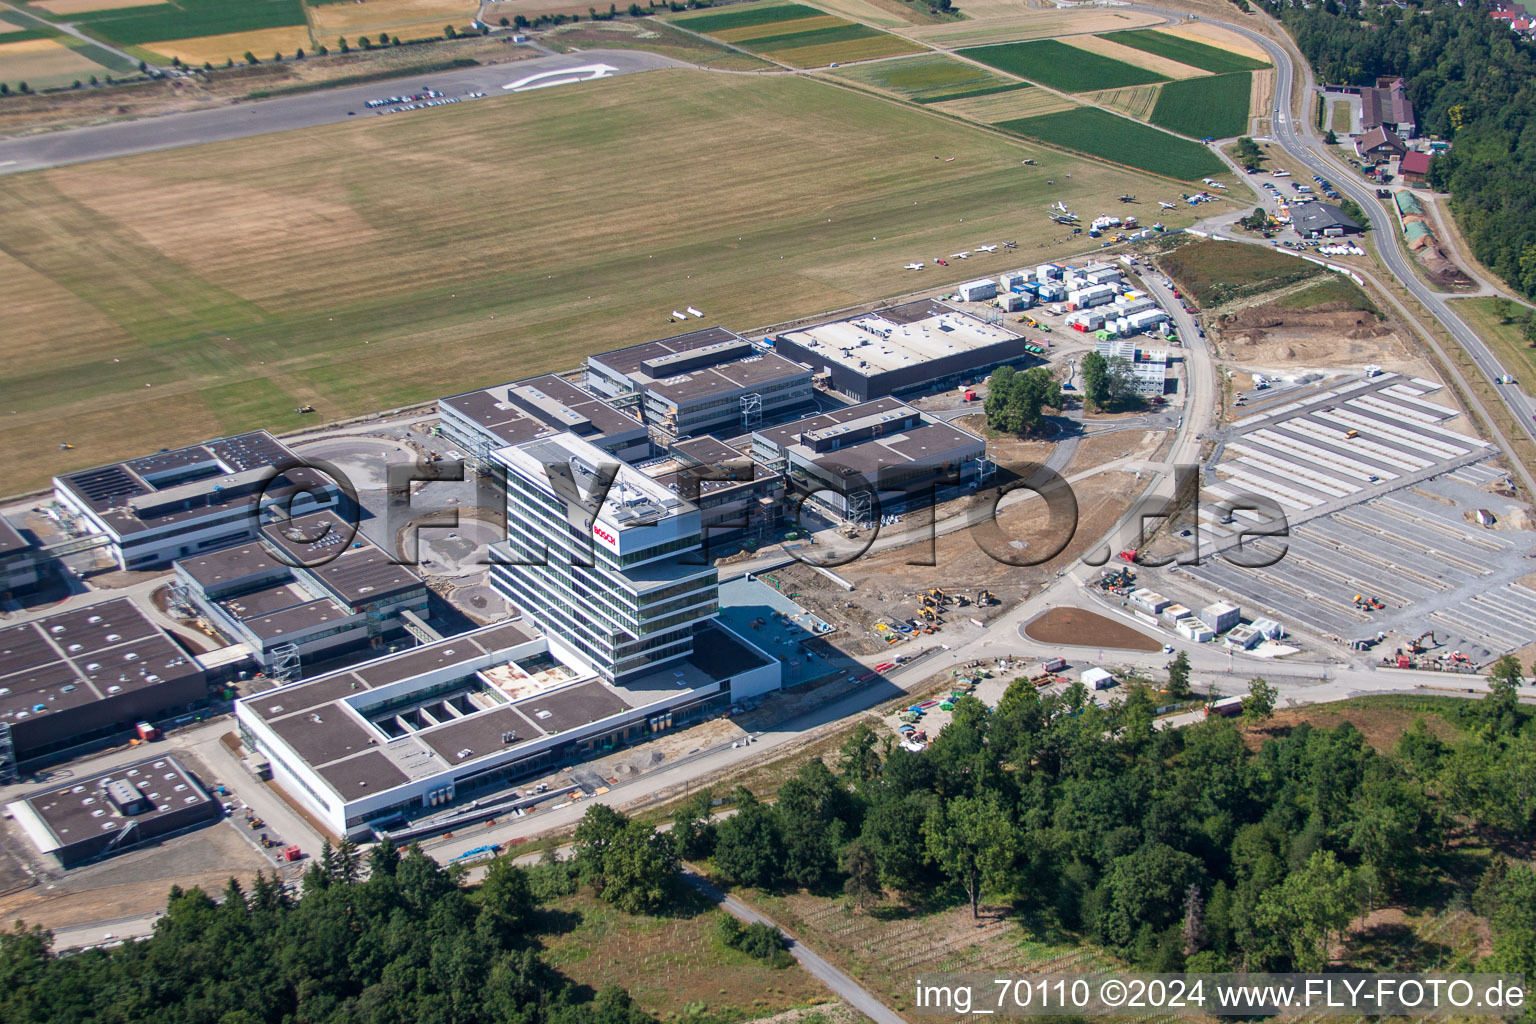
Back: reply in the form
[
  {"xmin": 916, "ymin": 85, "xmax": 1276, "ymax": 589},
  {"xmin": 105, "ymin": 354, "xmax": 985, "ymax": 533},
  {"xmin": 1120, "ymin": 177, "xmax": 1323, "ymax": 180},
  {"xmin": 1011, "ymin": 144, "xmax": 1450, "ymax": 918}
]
[
  {"xmin": 70, "ymin": 0, "xmax": 306, "ymax": 45},
  {"xmin": 0, "ymin": 69, "xmax": 1185, "ymax": 494},
  {"xmin": 996, "ymin": 106, "xmax": 1225, "ymax": 180},
  {"xmin": 668, "ymin": 1, "xmax": 921, "ymax": 66},
  {"xmin": 826, "ymin": 52, "xmax": 1023, "ymax": 102},
  {"xmin": 1149, "ymin": 71, "xmax": 1252, "ymax": 139},
  {"xmin": 1097, "ymin": 29, "xmax": 1269, "ymax": 73},
  {"xmin": 959, "ymin": 38, "xmax": 1168, "ymax": 92}
]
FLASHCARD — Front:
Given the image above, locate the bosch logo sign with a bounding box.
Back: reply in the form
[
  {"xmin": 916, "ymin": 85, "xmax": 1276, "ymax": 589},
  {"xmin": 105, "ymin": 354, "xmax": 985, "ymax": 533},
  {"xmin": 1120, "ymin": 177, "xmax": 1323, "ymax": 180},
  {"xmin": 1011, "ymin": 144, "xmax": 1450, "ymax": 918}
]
[{"xmin": 593, "ymin": 525, "xmax": 618, "ymax": 547}]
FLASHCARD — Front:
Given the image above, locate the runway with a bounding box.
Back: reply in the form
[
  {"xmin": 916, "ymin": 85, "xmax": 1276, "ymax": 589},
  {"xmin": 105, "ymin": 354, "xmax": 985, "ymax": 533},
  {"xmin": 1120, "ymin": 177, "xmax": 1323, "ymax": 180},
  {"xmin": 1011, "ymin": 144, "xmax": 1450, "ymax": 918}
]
[{"xmin": 0, "ymin": 48, "xmax": 682, "ymax": 175}]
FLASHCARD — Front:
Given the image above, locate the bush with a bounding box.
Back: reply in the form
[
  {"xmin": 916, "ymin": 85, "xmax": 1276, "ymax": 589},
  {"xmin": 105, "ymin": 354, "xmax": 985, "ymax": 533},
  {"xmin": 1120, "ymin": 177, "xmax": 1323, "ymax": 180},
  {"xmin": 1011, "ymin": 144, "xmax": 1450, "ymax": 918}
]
[{"xmin": 714, "ymin": 915, "xmax": 789, "ymax": 965}]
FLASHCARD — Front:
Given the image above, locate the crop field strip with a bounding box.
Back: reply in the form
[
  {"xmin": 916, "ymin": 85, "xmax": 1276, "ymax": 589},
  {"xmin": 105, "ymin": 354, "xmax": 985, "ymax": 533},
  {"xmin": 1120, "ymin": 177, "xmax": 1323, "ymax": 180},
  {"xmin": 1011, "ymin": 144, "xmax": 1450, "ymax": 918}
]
[
  {"xmin": 958, "ymin": 38, "xmax": 1169, "ymax": 93},
  {"xmin": 826, "ymin": 52, "xmax": 1019, "ymax": 101},
  {"xmin": 0, "ymin": 68, "xmax": 1178, "ymax": 494},
  {"xmin": 1097, "ymin": 28, "xmax": 1269, "ymax": 73},
  {"xmin": 670, "ymin": 1, "xmax": 922, "ymax": 66},
  {"xmin": 996, "ymin": 105, "xmax": 1225, "ymax": 180},
  {"xmin": 1148, "ymin": 71, "xmax": 1252, "ymax": 139},
  {"xmin": 70, "ymin": 0, "xmax": 306, "ymax": 46},
  {"xmin": 1078, "ymin": 83, "xmax": 1161, "ymax": 120},
  {"xmin": 0, "ymin": 4, "xmax": 132, "ymax": 71},
  {"xmin": 930, "ymin": 85, "xmax": 1074, "ymax": 122}
]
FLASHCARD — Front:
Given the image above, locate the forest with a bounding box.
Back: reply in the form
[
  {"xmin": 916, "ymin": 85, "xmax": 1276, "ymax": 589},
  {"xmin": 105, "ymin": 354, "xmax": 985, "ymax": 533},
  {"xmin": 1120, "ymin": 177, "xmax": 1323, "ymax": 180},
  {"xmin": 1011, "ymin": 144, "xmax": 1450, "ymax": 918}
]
[
  {"xmin": 2, "ymin": 680, "xmax": 1533, "ymax": 1024},
  {"xmin": 1274, "ymin": 0, "xmax": 1536, "ymax": 298}
]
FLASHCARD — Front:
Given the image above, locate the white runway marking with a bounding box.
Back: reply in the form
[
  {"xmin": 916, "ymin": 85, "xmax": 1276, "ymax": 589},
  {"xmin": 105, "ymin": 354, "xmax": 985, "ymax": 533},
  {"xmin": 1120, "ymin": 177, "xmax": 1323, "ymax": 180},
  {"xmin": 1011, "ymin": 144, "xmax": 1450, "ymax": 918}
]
[{"xmin": 503, "ymin": 64, "xmax": 618, "ymax": 92}]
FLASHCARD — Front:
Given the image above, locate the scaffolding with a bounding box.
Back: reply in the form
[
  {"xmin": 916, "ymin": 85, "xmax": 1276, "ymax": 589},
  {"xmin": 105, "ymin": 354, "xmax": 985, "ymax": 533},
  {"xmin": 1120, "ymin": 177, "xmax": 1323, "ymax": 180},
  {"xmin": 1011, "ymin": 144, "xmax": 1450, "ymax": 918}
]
[
  {"xmin": 740, "ymin": 393, "xmax": 762, "ymax": 433},
  {"xmin": 847, "ymin": 487, "xmax": 874, "ymax": 525},
  {"xmin": 269, "ymin": 643, "xmax": 301, "ymax": 685},
  {"xmin": 0, "ymin": 722, "xmax": 15, "ymax": 784}
]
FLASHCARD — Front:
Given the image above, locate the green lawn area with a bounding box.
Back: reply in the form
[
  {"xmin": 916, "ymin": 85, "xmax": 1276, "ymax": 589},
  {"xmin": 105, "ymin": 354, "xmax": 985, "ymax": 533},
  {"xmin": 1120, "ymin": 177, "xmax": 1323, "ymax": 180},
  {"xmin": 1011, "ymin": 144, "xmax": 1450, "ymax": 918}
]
[
  {"xmin": 0, "ymin": 68, "xmax": 1181, "ymax": 494},
  {"xmin": 959, "ymin": 38, "xmax": 1169, "ymax": 92},
  {"xmin": 73, "ymin": 0, "xmax": 306, "ymax": 46},
  {"xmin": 1159, "ymin": 237, "xmax": 1326, "ymax": 304},
  {"xmin": 1148, "ymin": 71, "xmax": 1252, "ymax": 139},
  {"xmin": 996, "ymin": 105, "xmax": 1223, "ymax": 180},
  {"xmin": 1097, "ymin": 29, "xmax": 1268, "ymax": 73},
  {"xmin": 0, "ymin": 28, "xmax": 47, "ymax": 43},
  {"xmin": 827, "ymin": 51, "xmax": 1021, "ymax": 101},
  {"xmin": 666, "ymin": 2, "xmax": 823, "ymax": 34},
  {"xmin": 1452, "ymin": 295, "xmax": 1536, "ymax": 380},
  {"xmin": 1331, "ymin": 99, "xmax": 1352, "ymax": 133},
  {"xmin": 1274, "ymin": 274, "xmax": 1376, "ymax": 313}
]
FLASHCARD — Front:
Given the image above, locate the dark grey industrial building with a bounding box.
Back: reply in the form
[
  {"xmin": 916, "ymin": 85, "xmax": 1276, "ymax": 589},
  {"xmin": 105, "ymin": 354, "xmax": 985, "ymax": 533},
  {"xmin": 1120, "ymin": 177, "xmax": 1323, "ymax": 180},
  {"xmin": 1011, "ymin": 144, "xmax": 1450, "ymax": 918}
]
[
  {"xmin": 0, "ymin": 598, "xmax": 207, "ymax": 766},
  {"xmin": 7, "ymin": 754, "xmax": 220, "ymax": 867}
]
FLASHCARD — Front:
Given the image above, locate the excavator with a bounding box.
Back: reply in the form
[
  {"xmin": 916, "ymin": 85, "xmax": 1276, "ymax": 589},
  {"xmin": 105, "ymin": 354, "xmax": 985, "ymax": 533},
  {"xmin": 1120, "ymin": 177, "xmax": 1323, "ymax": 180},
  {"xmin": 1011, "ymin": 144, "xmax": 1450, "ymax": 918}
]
[
  {"xmin": 1353, "ymin": 594, "xmax": 1386, "ymax": 610},
  {"xmin": 976, "ymin": 590, "xmax": 996, "ymax": 606},
  {"xmin": 1407, "ymin": 630, "xmax": 1437, "ymax": 654}
]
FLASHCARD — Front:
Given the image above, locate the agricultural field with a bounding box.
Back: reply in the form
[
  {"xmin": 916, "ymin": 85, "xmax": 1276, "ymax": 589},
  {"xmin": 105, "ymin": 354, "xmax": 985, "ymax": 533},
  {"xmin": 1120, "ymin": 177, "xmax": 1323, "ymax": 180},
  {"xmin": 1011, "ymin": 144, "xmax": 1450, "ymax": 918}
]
[
  {"xmin": 929, "ymin": 85, "xmax": 1072, "ymax": 122},
  {"xmin": 807, "ymin": 0, "xmax": 950, "ymax": 29},
  {"xmin": 668, "ymin": 1, "xmax": 922, "ymax": 66},
  {"xmin": 1160, "ymin": 21, "xmax": 1268, "ymax": 63},
  {"xmin": 0, "ymin": 36, "xmax": 111, "ymax": 88},
  {"xmin": 543, "ymin": 20, "xmax": 775, "ymax": 69},
  {"xmin": 0, "ymin": 68, "xmax": 1182, "ymax": 494},
  {"xmin": 308, "ymin": 0, "xmax": 478, "ymax": 44},
  {"xmin": 1078, "ymin": 82, "xmax": 1160, "ymax": 120},
  {"xmin": 1097, "ymin": 28, "xmax": 1269, "ymax": 73},
  {"xmin": 825, "ymin": 51, "xmax": 1017, "ymax": 102},
  {"xmin": 959, "ymin": 38, "xmax": 1169, "ymax": 93},
  {"xmin": 1148, "ymin": 71, "xmax": 1252, "ymax": 139},
  {"xmin": 1059, "ymin": 33, "xmax": 1206, "ymax": 81},
  {"xmin": 141, "ymin": 25, "xmax": 314, "ymax": 64},
  {"xmin": 900, "ymin": 5, "xmax": 1161, "ymax": 48},
  {"xmin": 63, "ymin": 0, "xmax": 308, "ymax": 59},
  {"xmin": 997, "ymin": 105, "xmax": 1225, "ymax": 180}
]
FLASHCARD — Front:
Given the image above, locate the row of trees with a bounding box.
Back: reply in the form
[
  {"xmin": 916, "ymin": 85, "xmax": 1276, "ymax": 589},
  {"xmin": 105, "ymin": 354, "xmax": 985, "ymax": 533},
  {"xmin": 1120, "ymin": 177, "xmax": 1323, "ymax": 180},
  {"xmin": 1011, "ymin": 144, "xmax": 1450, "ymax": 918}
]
[
  {"xmin": 573, "ymin": 674, "xmax": 1535, "ymax": 979},
  {"xmin": 0, "ymin": 839, "xmax": 659, "ymax": 1024},
  {"xmin": 1276, "ymin": 0, "xmax": 1536, "ymax": 298}
]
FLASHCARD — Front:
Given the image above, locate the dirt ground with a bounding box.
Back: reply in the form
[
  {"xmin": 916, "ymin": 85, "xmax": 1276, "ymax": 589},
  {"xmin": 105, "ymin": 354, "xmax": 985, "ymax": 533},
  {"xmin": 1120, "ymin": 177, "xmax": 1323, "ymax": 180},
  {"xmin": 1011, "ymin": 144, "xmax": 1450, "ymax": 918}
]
[
  {"xmin": 0, "ymin": 820, "xmax": 270, "ymax": 931},
  {"xmin": 1213, "ymin": 302, "xmax": 1430, "ymax": 378},
  {"xmin": 1023, "ymin": 605, "xmax": 1161, "ymax": 650},
  {"xmin": 1239, "ymin": 700, "xmax": 1467, "ymax": 753}
]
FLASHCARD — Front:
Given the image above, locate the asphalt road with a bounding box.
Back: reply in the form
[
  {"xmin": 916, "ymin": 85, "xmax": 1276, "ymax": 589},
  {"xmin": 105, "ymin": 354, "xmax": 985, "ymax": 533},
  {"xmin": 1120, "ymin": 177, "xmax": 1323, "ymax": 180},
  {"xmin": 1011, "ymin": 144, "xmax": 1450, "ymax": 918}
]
[{"xmin": 0, "ymin": 49, "xmax": 682, "ymax": 175}]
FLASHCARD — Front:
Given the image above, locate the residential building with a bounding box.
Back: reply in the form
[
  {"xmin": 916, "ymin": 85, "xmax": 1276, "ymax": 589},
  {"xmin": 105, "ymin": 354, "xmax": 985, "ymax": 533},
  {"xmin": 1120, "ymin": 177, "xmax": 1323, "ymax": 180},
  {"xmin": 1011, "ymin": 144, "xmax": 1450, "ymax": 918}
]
[
  {"xmin": 1360, "ymin": 77, "xmax": 1416, "ymax": 136},
  {"xmin": 1399, "ymin": 150, "xmax": 1433, "ymax": 186},
  {"xmin": 1356, "ymin": 126, "xmax": 1409, "ymax": 160}
]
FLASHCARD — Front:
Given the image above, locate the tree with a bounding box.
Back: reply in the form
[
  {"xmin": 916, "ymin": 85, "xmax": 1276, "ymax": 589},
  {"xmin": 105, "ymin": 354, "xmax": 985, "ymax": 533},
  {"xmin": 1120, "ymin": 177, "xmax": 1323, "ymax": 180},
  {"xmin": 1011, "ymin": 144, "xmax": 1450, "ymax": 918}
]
[
  {"xmin": 574, "ymin": 804, "xmax": 631, "ymax": 894},
  {"xmin": 139, "ymin": 60, "xmax": 148, "ymax": 73},
  {"xmin": 1255, "ymin": 850, "xmax": 1357, "ymax": 969},
  {"xmin": 1241, "ymin": 676, "xmax": 1276, "ymax": 725},
  {"xmin": 859, "ymin": 791, "xmax": 931, "ymax": 894},
  {"xmin": 1324, "ymin": 128, "xmax": 1338, "ymax": 145},
  {"xmin": 842, "ymin": 839, "xmax": 881, "ymax": 908},
  {"xmin": 1166, "ymin": 650, "xmax": 1192, "ymax": 698},
  {"xmin": 670, "ymin": 788, "xmax": 717, "ymax": 861},
  {"xmin": 16, "ymin": 82, "xmax": 27, "ymax": 94},
  {"xmin": 776, "ymin": 759, "xmax": 851, "ymax": 888},
  {"xmin": 1485, "ymin": 653, "xmax": 1523, "ymax": 726},
  {"xmin": 984, "ymin": 365, "xmax": 1061, "ymax": 434},
  {"xmin": 712, "ymin": 788, "xmax": 783, "ymax": 887},
  {"xmin": 837, "ymin": 722, "xmax": 880, "ymax": 785},
  {"xmin": 338, "ymin": 36, "xmax": 349, "ymax": 52},
  {"xmin": 1081, "ymin": 351, "xmax": 1109, "ymax": 411},
  {"xmin": 602, "ymin": 822, "xmax": 679, "ymax": 914},
  {"xmin": 1337, "ymin": 196, "xmax": 1370, "ymax": 231},
  {"xmin": 295, "ymin": 48, "xmax": 304, "ymax": 59},
  {"xmin": 359, "ymin": 36, "xmax": 371, "ymax": 48},
  {"xmin": 444, "ymin": 23, "xmax": 457, "ymax": 37},
  {"xmin": 243, "ymin": 51, "xmax": 259, "ymax": 64},
  {"xmin": 478, "ymin": 856, "xmax": 534, "ymax": 941},
  {"xmin": 922, "ymin": 793, "xmax": 1017, "ymax": 918},
  {"xmin": 1234, "ymin": 136, "xmax": 1265, "ymax": 167}
]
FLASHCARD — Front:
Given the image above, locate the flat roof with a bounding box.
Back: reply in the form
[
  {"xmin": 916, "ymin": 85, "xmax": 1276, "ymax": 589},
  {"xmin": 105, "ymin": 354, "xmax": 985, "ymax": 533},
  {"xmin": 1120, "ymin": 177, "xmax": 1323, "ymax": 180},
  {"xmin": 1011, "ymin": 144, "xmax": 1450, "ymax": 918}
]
[
  {"xmin": 639, "ymin": 437, "xmax": 776, "ymax": 498},
  {"xmin": 778, "ymin": 301, "xmax": 1023, "ymax": 378},
  {"xmin": 755, "ymin": 398, "xmax": 984, "ymax": 477},
  {"xmin": 261, "ymin": 511, "xmax": 424, "ymax": 605},
  {"xmin": 0, "ymin": 517, "xmax": 30, "ymax": 559},
  {"xmin": 440, "ymin": 373, "xmax": 645, "ymax": 448},
  {"xmin": 57, "ymin": 431, "xmax": 305, "ymax": 516},
  {"xmin": 316, "ymin": 749, "xmax": 412, "ymax": 799},
  {"xmin": 515, "ymin": 678, "xmax": 630, "ymax": 735},
  {"xmin": 17, "ymin": 753, "xmax": 212, "ymax": 848},
  {"xmin": 0, "ymin": 598, "xmax": 203, "ymax": 726},
  {"xmin": 590, "ymin": 327, "xmax": 810, "ymax": 405},
  {"xmin": 500, "ymin": 433, "xmax": 696, "ymax": 532}
]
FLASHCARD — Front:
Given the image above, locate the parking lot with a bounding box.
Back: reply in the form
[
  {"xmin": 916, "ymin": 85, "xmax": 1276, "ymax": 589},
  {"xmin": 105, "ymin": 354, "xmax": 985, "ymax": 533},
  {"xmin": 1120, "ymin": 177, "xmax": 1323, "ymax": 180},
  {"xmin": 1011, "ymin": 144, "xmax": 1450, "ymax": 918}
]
[{"xmin": 1174, "ymin": 373, "xmax": 1536, "ymax": 660}]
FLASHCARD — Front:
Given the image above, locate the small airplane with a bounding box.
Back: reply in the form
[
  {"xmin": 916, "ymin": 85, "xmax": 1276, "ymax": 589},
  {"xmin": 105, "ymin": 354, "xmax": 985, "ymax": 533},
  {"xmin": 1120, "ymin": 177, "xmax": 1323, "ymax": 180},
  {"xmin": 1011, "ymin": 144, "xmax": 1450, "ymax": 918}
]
[
  {"xmin": 935, "ymin": 257, "xmax": 950, "ymax": 266},
  {"xmin": 951, "ymin": 251, "xmax": 970, "ymax": 259},
  {"xmin": 1118, "ymin": 194, "xmax": 1137, "ymax": 203},
  {"xmin": 1002, "ymin": 240, "xmax": 1018, "ymax": 248},
  {"xmin": 975, "ymin": 244, "xmax": 998, "ymax": 253},
  {"xmin": 1053, "ymin": 200, "xmax": 1069, "ymax": 212},
  {"xmin": 1159, "ymin": 201, "xmax": 1177, "ymax": 209},
  {"xmin": 905, "ymin": 262, "xmax": 924, "ymax": 271}
]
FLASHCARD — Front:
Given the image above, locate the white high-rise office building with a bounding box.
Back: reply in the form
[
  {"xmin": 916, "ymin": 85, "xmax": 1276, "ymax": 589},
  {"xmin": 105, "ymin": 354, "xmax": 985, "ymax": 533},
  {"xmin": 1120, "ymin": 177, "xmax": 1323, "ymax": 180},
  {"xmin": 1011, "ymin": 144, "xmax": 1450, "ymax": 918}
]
[{"xmin": 491, "ymin": 434, "xmax": 719, "ymax": 682}]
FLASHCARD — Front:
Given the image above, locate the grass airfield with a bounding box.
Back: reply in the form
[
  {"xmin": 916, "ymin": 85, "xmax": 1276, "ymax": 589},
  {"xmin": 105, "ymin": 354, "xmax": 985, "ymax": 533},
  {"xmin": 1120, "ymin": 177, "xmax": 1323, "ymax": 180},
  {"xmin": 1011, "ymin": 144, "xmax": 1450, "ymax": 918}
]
[{"xmin": 0, "ymin": 67, "xmax": 1190, "ymax": 494}]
